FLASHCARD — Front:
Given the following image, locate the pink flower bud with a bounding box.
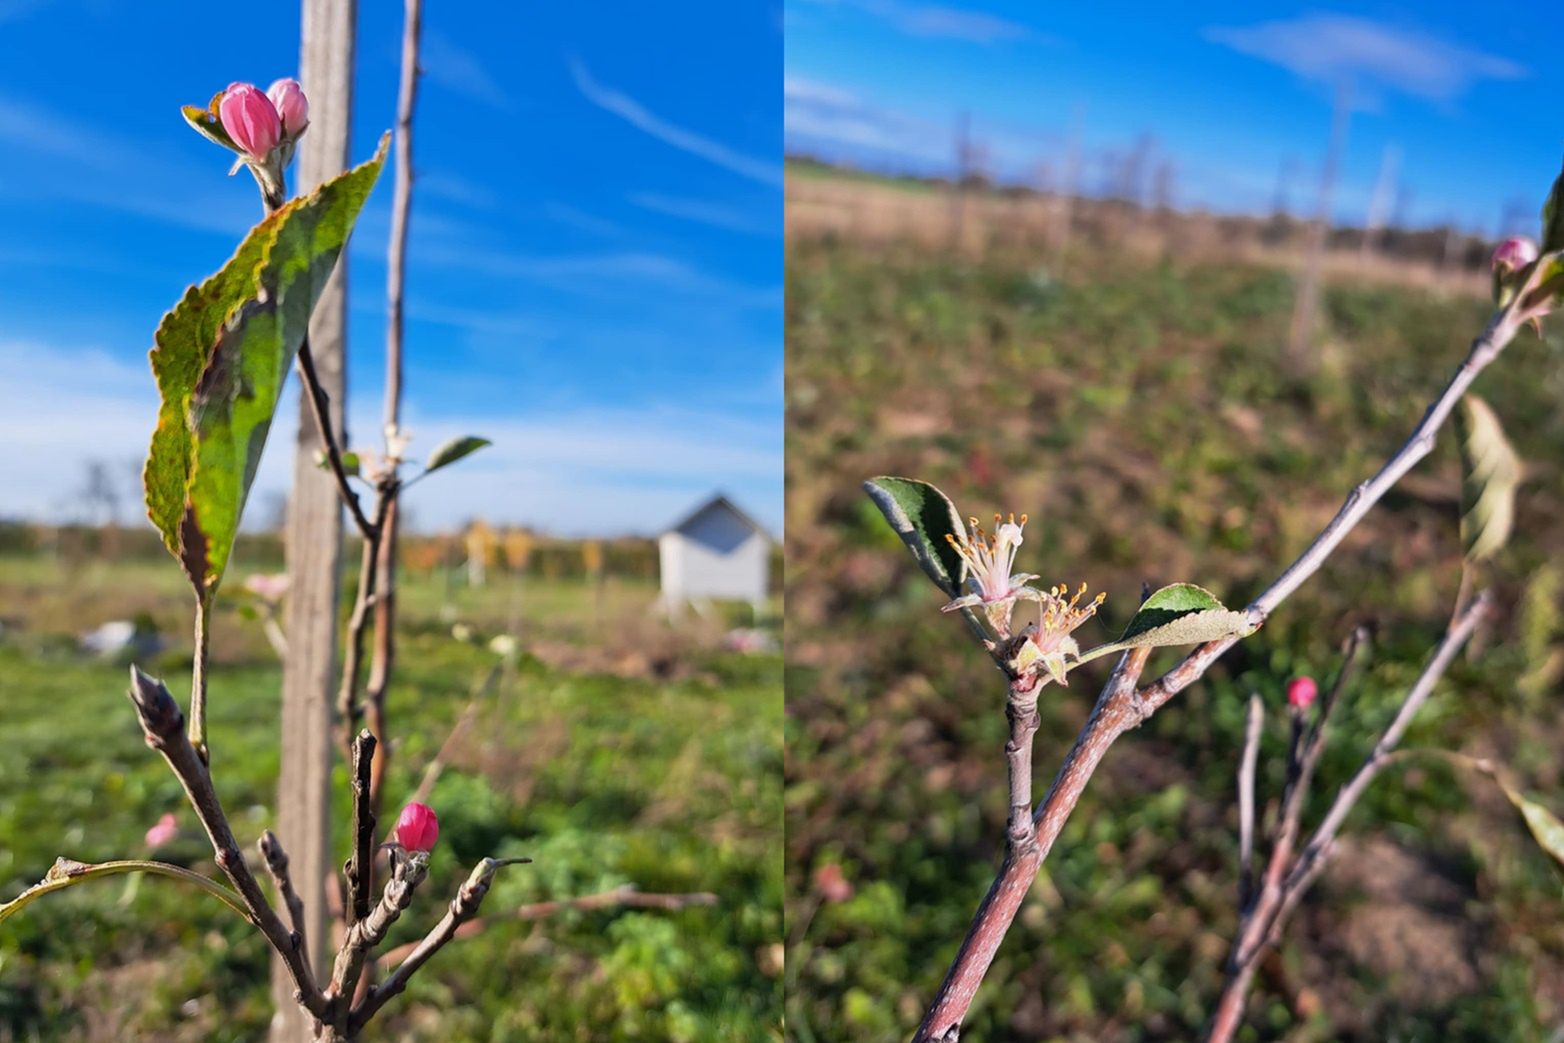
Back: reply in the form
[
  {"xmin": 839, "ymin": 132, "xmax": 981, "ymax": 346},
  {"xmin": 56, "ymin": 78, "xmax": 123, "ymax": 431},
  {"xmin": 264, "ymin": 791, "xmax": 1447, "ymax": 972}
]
[
  {"xmin": 1286, "ymin": 676, "xmax": 1318, "ymax": 711},
  {"xmin": 813, "ymin": 862, "xmax": 854, "ymax": 903},
  {"xmin": 394, "ymin": 802, "xmax": 439, "ymax": 853},
  {"xmin": 144, "ymin": 812, "xmax": 178, "ymax": 849},
  {"xmin": 266, "ymin": 78, "xmax": 309, "ymax": 138},
  {"xmin": 1492, "ymin": 236, "xmax": 1538, "ymax": 274},
  {"xmin": 218, "ymin": 82, "xmax": 281, "ymax": 160}
]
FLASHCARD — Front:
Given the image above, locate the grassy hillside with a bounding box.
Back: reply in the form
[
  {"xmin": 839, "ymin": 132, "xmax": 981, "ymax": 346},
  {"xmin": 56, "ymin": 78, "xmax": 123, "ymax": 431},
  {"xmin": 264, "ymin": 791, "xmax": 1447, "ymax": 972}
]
[
  {"xmin": 784, "ymin": 214, "xmax": 1564, "ymax": 1041},
  {"xmin": 0, "ymin": 560, "xmax": 782, "ymax": 1041}
]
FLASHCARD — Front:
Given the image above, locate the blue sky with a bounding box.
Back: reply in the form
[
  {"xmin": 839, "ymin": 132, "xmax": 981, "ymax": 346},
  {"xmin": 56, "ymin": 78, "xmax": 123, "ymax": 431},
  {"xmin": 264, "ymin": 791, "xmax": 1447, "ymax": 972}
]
[
  {"xmin": 0, "ymin": 1, "xmax": 782, "ymax": 536},
  {"xmin": 786, "ymin": 1, "xmax": 1563, "ymax": 234}
]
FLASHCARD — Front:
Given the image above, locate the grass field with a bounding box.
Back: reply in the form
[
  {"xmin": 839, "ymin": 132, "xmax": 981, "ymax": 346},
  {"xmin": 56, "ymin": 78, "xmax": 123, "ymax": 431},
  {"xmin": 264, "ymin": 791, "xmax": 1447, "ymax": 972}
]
[
  {"xmin": 784, "ymin": 186, "xmax": 1564, "ymax": 1042},
  {"xmin": 0, "ymin": 554, "xmax": 783, "ymax": 1041}
]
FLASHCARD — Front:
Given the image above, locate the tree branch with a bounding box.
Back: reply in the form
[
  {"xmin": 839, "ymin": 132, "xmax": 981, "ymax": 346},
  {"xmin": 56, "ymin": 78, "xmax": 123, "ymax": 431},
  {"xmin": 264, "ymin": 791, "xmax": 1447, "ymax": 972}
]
[
  {"xmin": 1237, "ymin": 694, "xmax": 1263, "ymax": 909},
  {"xmin": 295, "ymin": 339, "xmax": 376, "ymax": 540},
  {"xmin": 907, "ymin": 304, "xmax": 1522, "ymax": 1042},
  {"xmin": 126, "ymin": 668, "xmax": 329, "ymax": 1021},
  {"xmin": 259, "ymin": 830, "xmax": 313, "ymax": 976},
  {"xmin": 1205, "ymin": 591, "xmax": 1492, "ymax": 1043},
  {"xmin": 349, "ymin": 857, "xmax": 529, "ymax": 1032},
  {"xmin": 344, "ymin": 729, "xmax": 378, "ymax": 926}
]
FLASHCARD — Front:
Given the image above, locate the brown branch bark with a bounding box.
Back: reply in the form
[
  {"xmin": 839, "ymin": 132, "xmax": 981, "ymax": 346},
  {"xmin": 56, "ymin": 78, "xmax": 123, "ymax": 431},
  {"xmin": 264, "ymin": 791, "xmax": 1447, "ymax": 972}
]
[
  {"xmin": 908, "ymin": 304, "xmax": 1522, "ymax": 1042},
  {"xmin": 260, "ymin": 830, "xmax": 314, "ymax": 976},
  {"xmin": 127, "ymin": 669, "xmax": 329, "ymax": 1023},
  {"xmin": 1205, "ymin": 592, "xmax": 1491, "ymax": 1043},
  {"xmin": 349, "ymin": 857, "xmax": 529, "ymax": 1032}
]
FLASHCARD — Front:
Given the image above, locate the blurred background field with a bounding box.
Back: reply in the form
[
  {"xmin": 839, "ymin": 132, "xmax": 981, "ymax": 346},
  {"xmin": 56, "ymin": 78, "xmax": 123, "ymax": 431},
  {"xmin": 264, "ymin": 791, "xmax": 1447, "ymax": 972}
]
[
  {"xmin": 783, "ymin": 167, "xmax": 1564, "ymax": 1042},
  {"xmin": 0, "ymin": 535, "xmax": 783, "ymax": 1042}
]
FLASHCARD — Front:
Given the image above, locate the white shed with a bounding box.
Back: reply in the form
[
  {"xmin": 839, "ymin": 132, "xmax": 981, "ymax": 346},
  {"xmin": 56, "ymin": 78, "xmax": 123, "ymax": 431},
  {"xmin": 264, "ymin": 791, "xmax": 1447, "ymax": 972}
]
[{"xmin": 658, "ymin": 494, "xmax": 771, "ymax": 614}]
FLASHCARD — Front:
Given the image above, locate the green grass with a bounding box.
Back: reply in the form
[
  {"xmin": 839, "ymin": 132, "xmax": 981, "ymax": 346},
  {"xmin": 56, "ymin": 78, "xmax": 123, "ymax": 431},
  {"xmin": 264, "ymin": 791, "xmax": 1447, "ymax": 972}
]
[
  {"xmin": 0, "ymin": 559, "xmax": 782, "ymax": 1041},
  {"xmin": 785, "ymin": 235, "xmax": 1564, "ymax": 1041}
]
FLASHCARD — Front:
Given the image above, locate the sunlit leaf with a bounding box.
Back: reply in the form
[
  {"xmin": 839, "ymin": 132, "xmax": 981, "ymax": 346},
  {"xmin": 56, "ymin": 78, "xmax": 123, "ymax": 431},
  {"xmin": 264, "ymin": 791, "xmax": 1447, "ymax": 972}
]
[
  {"xmin": 1495, "ymin": 779, "xmax": 1564, "ymax": 872},
  {"xmin": 1456, "ymin": 395, "xmax": 1522, "ymax": 564},
  {"xmin": 143, "ymin": 133, "xmax": 389, "ymax": 594},
  {"xmin": 425, "ymin": 435, "xmax": 492, "ymax": 475},
  {"xmin": 863, "ymin": 476, "xmax": 967, "ymax": 598},
  {"xmin": 1076, "ymin": 583, "xmax": 1251, "ymax": 664}
]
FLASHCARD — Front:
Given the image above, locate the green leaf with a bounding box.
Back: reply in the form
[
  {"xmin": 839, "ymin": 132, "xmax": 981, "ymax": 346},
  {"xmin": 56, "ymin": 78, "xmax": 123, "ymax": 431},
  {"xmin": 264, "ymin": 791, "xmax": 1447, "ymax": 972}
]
[
  {"xmin": 0, "ymin": 856, "xmax": 251, "ymax": 926},
  {"xmin": 182, "ymin": 98, "xmax": 239, "ymax": 153},
  {"xmin": 1543, "ymin": 159, "xmax": 1564, "ymax": 254},
  {"xmin": 316, "ymin": 449, "xmax": 361, "ymax": 476},
  {"xmin": 863, "ymin": 476, "xmax": 967, "ymax": 597},
  {"xmin": 1076, "ymin": 583, "xmax": 1251, "ymax": 664},
  {"xmin": 144, "ymin": 132, "xmax": 389, "ymax": 593},
  {"xmin": 1496, "ymin": 779, "xmax": 1564, "ymax": 872},
  {"xmin": 425, "ymin": 435, "xmax": 492, "ymax": 475},
  {"xmin": 1456, "ymin": 395, "xmax": 1522, "ymax": 564}
]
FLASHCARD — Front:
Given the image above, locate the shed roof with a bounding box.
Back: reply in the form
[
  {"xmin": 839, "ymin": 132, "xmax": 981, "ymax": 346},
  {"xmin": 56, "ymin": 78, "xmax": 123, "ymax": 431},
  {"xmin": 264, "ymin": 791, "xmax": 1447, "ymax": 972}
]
[{"xmin": 662, "ymin": 493, "xmax": 772, "ymax": 542}]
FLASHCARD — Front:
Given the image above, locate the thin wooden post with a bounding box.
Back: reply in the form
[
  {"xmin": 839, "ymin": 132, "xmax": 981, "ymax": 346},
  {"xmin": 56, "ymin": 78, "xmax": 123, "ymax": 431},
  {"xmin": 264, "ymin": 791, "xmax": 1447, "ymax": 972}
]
[{"xmin": 271, "ymin": 1, "xmax": 357, "ymax": 1039}]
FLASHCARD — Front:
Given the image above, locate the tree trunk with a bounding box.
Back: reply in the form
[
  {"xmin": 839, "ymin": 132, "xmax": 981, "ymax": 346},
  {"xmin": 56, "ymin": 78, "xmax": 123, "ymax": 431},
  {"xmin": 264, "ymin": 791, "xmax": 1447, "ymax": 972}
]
[{"xmin": 271, "ymin": 2, "xmax": 357, "ymax": 1040}]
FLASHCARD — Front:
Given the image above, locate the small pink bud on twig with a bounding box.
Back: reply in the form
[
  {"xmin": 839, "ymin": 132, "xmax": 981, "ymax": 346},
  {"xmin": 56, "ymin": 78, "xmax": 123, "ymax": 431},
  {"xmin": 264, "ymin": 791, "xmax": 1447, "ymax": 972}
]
[
  {"xmin": 266, "ymin": 78, "xmax": 309, "ymax": 139},
  {"xmin": 394, "ymin": 802, "xmax": 439, "ymax": 854},
  {"xmin": 1286, "ymin": 675, "xmax": 1318, "ymax": 711},
  {"xmin": 814, "ymin": 862, "xmax": 854, "ymax": 903},
  {"xmin": 144, "ymin": 812, "xmax": 178, "ymax": 849},
  {"xmin": 218, "ymin": 82, "xmax": 281, "ymax": 160},
  {"xmin": 1492, "ymin": 236, "xmax": 1538, "ymax": 275}
]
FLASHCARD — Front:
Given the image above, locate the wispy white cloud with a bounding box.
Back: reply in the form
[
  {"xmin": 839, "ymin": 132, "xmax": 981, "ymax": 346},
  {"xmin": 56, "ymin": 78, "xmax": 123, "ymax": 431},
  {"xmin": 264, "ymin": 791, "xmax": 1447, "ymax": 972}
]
[
  {"xmin": 569, "ymin": 56, "xmax": 783, "ymax": 187},
  {"xmin": 419, "ymin": 171, "xmax": 498, "ymax": 210},
  {"xmin": 783, "ymin": 76, "xmax": 949, "ymax": 166},
  {"xmin": 421, "ymin": 30, "xmax": 511, "ymax": 108},
  {"xmin": 0, "ymin": 338, "xmax": 781, "ymax": 535},
  {"xmin": 796, "ymin": 0, "xmax": 1041, "ymax": 45},
  {"xmin": 418, "ymin": 243, "xmax": 781, "ymax": 308},
  {"xmin": 1205, "ymin": 15, "xmax": 1526, "ymax": 103},
  {"xmin": 628, "ymin": 191, "xmax": 777, "ymax": 236},
  {"xmin": 0, "ymin": 94, "xmax": 254, "ymax": 234},
  {"xmin": 543, "ymin": 201, "xmax": 621, "ymax": 238}
]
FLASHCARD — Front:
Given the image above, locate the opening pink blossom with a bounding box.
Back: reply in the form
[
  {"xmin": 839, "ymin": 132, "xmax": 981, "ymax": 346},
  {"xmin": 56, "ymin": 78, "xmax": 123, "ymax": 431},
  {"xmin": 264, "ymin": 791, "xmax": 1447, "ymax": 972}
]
[
  {"xmin": 218, "ymin": 82, "xmax": 281, "ymax": 160},
  {"xmin": 266, "ymin": 78, "xmax": 309, "ymax": 139},
  {"xmin": 394, "ymin": 802, "xmax": 440, "ymax": 854}
]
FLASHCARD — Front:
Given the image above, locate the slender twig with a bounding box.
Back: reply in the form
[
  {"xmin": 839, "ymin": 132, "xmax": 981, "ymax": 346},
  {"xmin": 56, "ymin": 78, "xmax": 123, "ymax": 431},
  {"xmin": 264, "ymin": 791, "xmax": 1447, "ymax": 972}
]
[
  {"xmin": 1237, "ymin": 695, "xmax": 1263, "ymax": 909},
  {"xmin": 362, "ymin": 0, "xmax": 422, "ymax": 823},
  {"xmin": 189, "ymin": 592, "xmax": 212, "ymax": 762},
  {"xmin": 336, "ymin": 494, "xmax": 393, "ymax": 750},
  {"xmin": 295, "ymin": 341, "xmax": 377, "ymax": 540},
  {"xmin": 909, "ymin": 305, "xmax": 1522, "ymax": 1042},
  {"xmin": 345, "ymin": 730, "xmax": 378, "ymax": 926},
  {"xmin": 259, "ymin": 830, "xmax": 313, "ymax": 974},
  {"xmin": 329, "ymin": 849, "xmax": 429, "ymax": 1022},
  {"xmin": 374, "ymin": 885, "xmax": 720, "ymax": 966},
  {"xmin": 349, "ymin": 857, "xmax": 530, "ymax": 1032},
  {"xmin": 126, "ymin": 668, "xmax": 329, "ymax": 1020},
  {"xmin": 1004, "ymin": 676, "xmax": 1043, "ymax": 845},
  {"xmin": 1205, "ymin": 592, "xmax": 1492, "ymax": 1043}
]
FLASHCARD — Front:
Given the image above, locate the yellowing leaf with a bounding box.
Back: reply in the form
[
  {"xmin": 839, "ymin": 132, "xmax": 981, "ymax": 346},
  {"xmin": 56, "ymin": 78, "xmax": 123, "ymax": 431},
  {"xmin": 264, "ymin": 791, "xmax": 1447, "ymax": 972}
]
[
  {"xmin": 1456, "ymin": 395, "xmax": 1522, "ymax": 564},
  {"xmin": 144, "ymin": 134, "xmax": 389, "ymax": 593}
]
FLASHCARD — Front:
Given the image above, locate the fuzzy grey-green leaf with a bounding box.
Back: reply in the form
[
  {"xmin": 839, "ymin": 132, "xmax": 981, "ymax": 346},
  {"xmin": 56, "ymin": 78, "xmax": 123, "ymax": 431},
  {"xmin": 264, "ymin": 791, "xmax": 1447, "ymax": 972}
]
[
  {"xmin": 864, "ymin": 476, "xmax": 967, "ymax": 597},
  {"xmin": 1076, "ymin": 583, "xmax": 1250, "ymax": 664}
]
